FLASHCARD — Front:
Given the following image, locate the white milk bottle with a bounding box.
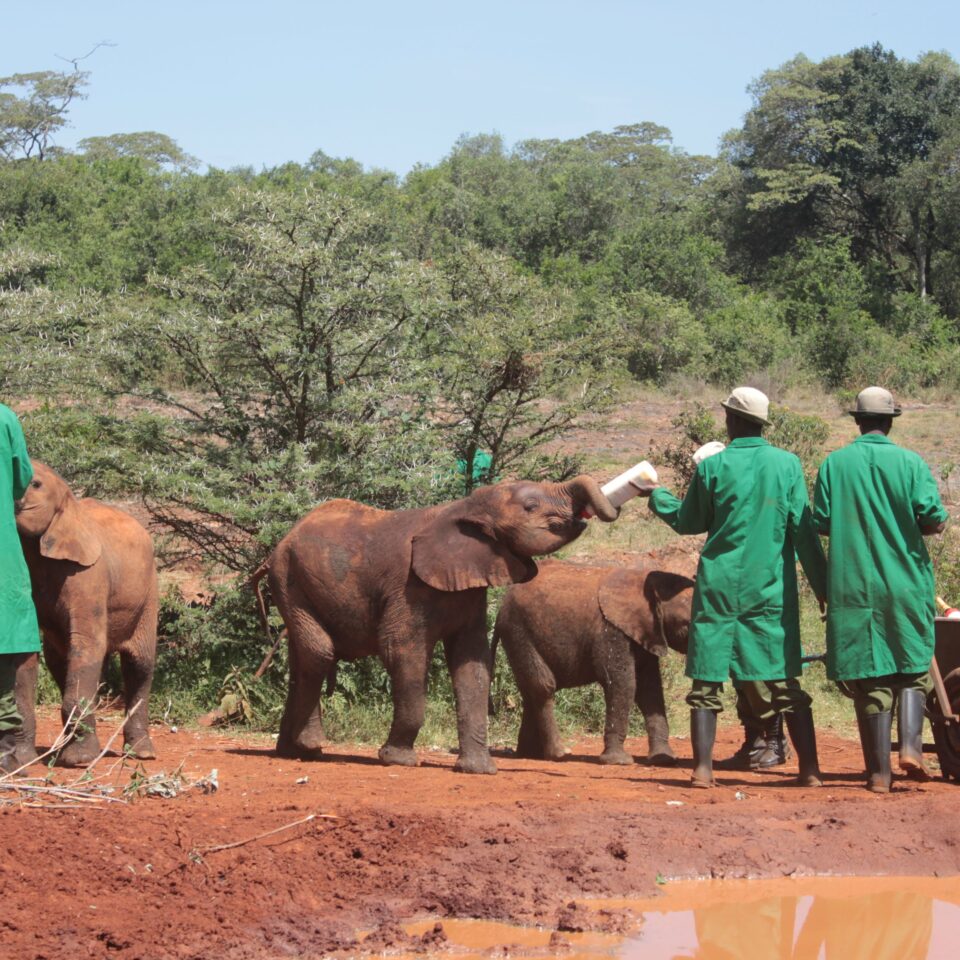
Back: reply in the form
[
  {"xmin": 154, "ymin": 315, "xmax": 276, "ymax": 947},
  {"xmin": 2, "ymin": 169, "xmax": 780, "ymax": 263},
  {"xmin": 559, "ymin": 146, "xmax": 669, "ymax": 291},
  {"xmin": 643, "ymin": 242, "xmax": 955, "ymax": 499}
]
[{"xmin": 582, "ymin": 461, "xmax": 659, "ymax": 518}]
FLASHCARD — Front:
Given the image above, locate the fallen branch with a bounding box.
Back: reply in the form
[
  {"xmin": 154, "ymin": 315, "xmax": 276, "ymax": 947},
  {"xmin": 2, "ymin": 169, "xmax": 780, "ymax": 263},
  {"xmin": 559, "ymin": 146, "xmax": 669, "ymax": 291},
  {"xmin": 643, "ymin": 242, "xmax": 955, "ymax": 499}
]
[
  {"xmin": 195, "ymin": 812, "xmax": 339, "ymax": 854},
  {"xmin": 4, "ymin": 783, "xmax": 125, "ymax": 804},
  {"xmin": 0, "ymin": 703, "xmax": 83, "ymax": 782},
  {"xmin": 67, "ymin": 700, "xmax": 143, "ymax": 787}
]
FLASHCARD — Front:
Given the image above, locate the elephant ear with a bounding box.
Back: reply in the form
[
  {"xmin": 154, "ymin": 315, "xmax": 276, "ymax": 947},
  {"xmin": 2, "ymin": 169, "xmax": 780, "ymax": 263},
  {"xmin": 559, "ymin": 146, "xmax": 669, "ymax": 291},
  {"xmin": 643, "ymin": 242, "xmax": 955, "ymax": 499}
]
[
  {"xmin": 598, "ymin": 569, "xmax": 666, "ymax": 656},
  {"xmin": 40, "ymin": 496, "xmax": 102, "ymax": 567},
  {"xmin": 411, "ymin": 506, "xmax": 537, "ymax": 592}
]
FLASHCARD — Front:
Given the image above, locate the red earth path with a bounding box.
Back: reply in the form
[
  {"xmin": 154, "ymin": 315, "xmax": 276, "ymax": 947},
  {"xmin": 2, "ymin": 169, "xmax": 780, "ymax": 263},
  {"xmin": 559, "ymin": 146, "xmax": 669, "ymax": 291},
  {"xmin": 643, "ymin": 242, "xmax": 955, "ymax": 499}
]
[{"xmin": 2, "ymin": 713, "xmax": 959, "ymax": 959}]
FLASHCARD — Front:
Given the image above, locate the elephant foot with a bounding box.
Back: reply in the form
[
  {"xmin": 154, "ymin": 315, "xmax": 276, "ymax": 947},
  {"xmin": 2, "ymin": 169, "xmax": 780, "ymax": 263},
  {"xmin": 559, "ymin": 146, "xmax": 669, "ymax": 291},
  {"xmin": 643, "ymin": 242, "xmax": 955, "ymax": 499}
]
[
  {"xmin": 645, "ymin": 750, "xmax": 678, "ymax": 767},
  {"xmin": 378, "ymin": 744, "xmax": 418, "ymax": 767},
  {"xmin": 124, "ymin": 734, "xmax": 157, "ymax": 760},
  {"xmin": 57, "ymin": 737, "xmax": 101, "ymax": 768},
  {"xmin": 13, "ymin": 743, "xmax": 39, "ymax": 768},
  {"xmin": 454, "ymin": 752, "xmax": 497, "ymax": 775},
  {"xmin": 598, "ymin": 748, "xmax": 634, "ymax": 766},
  {"xmin": 276, "ymin": 736, "xmax": 325, "ymax": 761}
]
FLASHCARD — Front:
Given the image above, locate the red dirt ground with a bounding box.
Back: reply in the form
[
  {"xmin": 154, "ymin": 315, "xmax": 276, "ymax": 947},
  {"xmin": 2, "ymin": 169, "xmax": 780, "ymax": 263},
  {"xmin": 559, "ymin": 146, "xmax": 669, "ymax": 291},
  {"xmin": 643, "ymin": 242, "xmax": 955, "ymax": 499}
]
[{"xmin": 2, "ymin": 714, "xmax": 958, "ymax": 959}]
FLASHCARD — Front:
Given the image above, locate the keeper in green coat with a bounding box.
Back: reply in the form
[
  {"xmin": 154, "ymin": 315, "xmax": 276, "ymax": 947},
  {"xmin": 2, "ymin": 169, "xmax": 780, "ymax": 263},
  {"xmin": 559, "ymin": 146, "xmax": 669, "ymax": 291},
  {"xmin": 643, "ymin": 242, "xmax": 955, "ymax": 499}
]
[
  {"xmin": 813, "ymin": 386, "xmax": 947, "ymax": 794},
  {"xmin": 0, "ymin": 402, "xmax": 40, "ymax": 773},
  {"xmin": 635, "ymin": 387, "xmax": 828, "ymax": 788}
]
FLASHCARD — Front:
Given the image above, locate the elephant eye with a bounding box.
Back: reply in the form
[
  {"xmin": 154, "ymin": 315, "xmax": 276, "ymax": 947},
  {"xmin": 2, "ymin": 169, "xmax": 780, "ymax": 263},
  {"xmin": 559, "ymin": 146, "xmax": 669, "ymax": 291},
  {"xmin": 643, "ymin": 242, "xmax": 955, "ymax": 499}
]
[{"xmin": 522, "ymin": 499, "xmax": 539, "ymax": 513}]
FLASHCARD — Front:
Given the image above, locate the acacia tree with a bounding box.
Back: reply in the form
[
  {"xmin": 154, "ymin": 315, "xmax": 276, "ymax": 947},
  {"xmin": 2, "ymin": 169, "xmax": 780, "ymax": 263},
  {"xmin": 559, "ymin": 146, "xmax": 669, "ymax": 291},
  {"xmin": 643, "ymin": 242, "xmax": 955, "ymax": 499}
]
[
  {"xmin": 112, "ymin": 186, "xmax": 439, "ymax": 569},
  {"xmin": 77, "ymin": 131, "xmax": 198, "ymax": 172},
  {"xmin": 422, "ymin": 244, "xmax": 619, "ymax": 491},
  {"xmin": 0, "ymin": 69, "xmax": 88, "ymax": 161}
]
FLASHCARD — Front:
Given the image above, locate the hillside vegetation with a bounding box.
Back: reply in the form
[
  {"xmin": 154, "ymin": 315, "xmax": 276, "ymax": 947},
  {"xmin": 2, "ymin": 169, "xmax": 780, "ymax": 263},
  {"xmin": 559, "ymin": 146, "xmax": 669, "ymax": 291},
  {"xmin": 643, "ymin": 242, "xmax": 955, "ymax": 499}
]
[{"xmin": 3, "ymin": 44, "xmax": 960, "ymax": 741}]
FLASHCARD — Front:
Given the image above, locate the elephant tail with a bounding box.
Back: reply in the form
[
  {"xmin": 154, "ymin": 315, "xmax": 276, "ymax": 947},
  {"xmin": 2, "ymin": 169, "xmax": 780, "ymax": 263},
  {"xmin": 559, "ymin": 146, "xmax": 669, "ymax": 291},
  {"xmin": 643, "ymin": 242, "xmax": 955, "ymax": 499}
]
[
  {"xmin": 488, "ymin": 626, "xmax": 500, "ymax": 717},
  {"xmin": 248, "ymin": 558, "xmax": 273, "ymax": 645},
  {"xmin": 249, "ymin": 558, "xmax": 285, "ymax": 679}
]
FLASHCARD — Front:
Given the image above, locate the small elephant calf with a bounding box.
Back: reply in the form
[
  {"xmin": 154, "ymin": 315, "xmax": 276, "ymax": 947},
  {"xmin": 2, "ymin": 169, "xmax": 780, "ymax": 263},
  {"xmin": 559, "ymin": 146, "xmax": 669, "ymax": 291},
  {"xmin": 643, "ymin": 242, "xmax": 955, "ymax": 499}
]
[
  {"xmin": 14, "ymin": 461, "xmax": 158, "ymax": 767},
  {"xmin": 494, "ymin": 556, "xmax": 694, "ymax": 765}
]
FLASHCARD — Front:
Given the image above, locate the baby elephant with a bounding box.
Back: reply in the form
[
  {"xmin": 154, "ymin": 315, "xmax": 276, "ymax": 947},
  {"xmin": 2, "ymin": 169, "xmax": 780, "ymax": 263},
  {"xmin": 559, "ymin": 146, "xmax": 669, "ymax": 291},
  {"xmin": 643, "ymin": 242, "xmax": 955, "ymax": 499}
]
[
  {"xmin": 14, "ymin": 462, "xmax": 158, "ymax": 766},
  {"xmin": 494, "ymin": 558, "xmax": 693, "ymax": 765}
]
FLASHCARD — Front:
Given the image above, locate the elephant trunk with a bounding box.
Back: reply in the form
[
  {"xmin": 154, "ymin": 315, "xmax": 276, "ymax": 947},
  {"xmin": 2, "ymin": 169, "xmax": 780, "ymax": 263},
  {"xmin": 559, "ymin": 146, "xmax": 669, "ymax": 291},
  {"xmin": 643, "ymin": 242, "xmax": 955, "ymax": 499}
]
[{"xmin": 563, "ymin": 474, "xmax": 618, "ymax": 523}]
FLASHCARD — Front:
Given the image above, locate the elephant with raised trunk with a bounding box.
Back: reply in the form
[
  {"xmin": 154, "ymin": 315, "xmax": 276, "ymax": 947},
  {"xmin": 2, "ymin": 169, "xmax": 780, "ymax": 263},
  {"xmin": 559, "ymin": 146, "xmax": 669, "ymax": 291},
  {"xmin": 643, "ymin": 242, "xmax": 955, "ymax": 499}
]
[
  {"xmin": 14, "ymin": 462, "xmax": 158, "ymax": 767},
  {"xmin": 251, "ymin": 476, "xmax": 617, "ymax": 774},
  {"xmin": 494, "ymin": 555, "xmax": 694, "ymax": 765}
]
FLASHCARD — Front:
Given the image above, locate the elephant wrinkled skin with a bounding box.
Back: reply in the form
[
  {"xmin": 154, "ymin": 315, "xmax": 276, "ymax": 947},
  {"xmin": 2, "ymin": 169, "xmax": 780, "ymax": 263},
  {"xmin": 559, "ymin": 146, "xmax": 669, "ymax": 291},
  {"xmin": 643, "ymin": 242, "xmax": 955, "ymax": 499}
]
[
  {"xmin": 252, "ymin": 476, "xmax": 617, "ymax": 775},
  {"xmin": 15, "ymin": 462, "xmax": 158, "ymax": 767},
  {"xmin": 494, "ymin": 556, "xmax": 694, "ymax": 765}
]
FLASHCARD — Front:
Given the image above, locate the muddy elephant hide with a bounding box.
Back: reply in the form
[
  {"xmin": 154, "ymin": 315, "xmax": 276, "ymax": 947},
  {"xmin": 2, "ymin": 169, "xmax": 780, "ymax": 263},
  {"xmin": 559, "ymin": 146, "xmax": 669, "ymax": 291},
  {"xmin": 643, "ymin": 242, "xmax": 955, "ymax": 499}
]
[
  {"xmin": 14, "ymin": 461, "xmax": 158, "ymax": 768},
  {"xmin": 255, "ymin": 475, "xmax": 617, "ymax": 775},
  {"xmin": 494, "ymin": 557, "xmax": 694, "ymax": 765}
]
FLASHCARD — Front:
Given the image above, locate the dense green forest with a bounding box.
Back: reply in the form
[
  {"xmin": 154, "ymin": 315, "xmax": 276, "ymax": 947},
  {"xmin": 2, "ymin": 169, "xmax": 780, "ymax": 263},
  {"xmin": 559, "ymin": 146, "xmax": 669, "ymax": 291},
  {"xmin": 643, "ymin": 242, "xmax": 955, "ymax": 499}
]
[{"xmin": 3, "ymin": 44, "xmax": 960, "ymax": 731}]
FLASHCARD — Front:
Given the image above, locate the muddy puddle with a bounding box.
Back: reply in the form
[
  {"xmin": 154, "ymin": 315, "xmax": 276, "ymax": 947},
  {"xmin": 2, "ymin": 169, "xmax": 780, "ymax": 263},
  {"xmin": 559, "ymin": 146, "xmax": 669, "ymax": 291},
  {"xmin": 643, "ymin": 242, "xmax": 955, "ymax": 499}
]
[{"xmin": 389, "ymin": 876, "xmax": 960, "ymax": 959}]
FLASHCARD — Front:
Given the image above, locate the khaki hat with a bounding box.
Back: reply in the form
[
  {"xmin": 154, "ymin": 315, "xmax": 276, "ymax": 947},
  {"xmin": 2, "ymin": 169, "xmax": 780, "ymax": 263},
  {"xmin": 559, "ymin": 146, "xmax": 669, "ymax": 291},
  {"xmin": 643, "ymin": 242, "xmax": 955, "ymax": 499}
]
[
  {"xmin": 848, "ymin": 386, "xmax": 901, "ymax": 418},
  {"xmin": 721, "ymin": 386, "xmax": 771, "ymax": 426}
]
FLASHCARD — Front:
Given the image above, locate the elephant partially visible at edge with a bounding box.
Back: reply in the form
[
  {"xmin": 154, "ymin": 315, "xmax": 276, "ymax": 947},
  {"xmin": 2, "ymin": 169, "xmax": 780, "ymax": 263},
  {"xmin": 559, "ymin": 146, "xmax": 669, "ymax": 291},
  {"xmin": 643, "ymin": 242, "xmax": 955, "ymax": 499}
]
[
  {"xmin": 493, "ymin": 556, "xmax": 694, "ymax": 765},
  {"xmin": 14, "ymin": 461, "xmax": 158, "ymax": 767},
  {"xmin": 251, "ymin": 476, "xmax": 618, "ymax": 775}
]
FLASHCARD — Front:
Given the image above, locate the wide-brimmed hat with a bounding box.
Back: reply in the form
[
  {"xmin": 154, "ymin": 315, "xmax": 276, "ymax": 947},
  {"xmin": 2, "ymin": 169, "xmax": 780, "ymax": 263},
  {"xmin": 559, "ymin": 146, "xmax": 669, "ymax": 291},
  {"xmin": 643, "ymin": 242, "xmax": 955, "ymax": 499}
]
[
  {"xmin": 847, "ymin": 386, "xmax": 901, "ymax": 418},
  {"xmin": 720, "ymin": 386, "xmax": 771, "ymax": 426}
]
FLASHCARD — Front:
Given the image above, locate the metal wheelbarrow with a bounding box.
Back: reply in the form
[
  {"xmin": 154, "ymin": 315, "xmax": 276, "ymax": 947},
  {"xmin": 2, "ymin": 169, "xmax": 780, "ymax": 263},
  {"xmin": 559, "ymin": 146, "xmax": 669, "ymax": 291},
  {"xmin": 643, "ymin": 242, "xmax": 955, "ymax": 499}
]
[
  {"xmin": 928, "ymin": 617, "xmax": 960, "ymax": 781},
  {"xmin": 802, "ymin": 619, "xmax": 960, "ymax": 781}
]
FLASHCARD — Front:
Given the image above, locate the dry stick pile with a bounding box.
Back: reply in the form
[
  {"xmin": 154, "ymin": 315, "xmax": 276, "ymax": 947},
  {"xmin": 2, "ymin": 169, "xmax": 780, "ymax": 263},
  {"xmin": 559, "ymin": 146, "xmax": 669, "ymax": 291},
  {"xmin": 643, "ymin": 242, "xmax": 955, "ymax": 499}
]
[{"xmin": 0, "ymin": 699, "xmax": 214, "ymax": 809}]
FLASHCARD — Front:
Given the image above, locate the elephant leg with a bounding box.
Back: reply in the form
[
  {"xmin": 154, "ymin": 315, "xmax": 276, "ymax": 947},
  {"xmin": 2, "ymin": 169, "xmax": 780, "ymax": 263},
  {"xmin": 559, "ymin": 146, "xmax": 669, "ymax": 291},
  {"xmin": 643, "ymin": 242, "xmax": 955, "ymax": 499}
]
[
  {"xmin": 276, "ymin": 615, "xmax": 332, "ymax": 760},
  {"xmin": 379, "ymin": 639, "xmax": 431, "ymax": 769},
  {"xmin": 598, "ymin": 654, "xmax": 635, "ymax": 766},
  {"xmin": 119, "ymin": 633, "xmax": 156, "ymax": 760},
  {"xmin": 516, "ymin": 700, "xmax": 545, "ymax": 759},
  {"xmin": 443, "ymin": 631, "xmax": 496, "ymax": 775},
  {"xmin": 635, "ymin": 648, "xmax": 676, "ymax": 766},
  {"xmin": 534, "ymin": 694, "xmax": 566, "ymax": 761},
  {"xmin": 56, "ymin": 640, "xmax": 107, "ymax": 768},
  {"xmin": 12, "ymin": 652, "xmax": 39, "ymax": 767},
  {"xmin": 42, "ymin": 636, "xmax": 68, "ymax": 697},
  {"xmin": 516, "ymin": 696, "xmax": 565, "ymax": 761}
]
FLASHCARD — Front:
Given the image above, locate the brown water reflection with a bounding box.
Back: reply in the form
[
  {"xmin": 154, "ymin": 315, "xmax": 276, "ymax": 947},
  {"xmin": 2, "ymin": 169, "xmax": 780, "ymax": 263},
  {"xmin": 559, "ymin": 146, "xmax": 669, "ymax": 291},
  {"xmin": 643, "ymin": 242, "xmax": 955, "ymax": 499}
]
[{"xmin": 398, "ymin": 877, "xmax": 960, "ymax": 960}]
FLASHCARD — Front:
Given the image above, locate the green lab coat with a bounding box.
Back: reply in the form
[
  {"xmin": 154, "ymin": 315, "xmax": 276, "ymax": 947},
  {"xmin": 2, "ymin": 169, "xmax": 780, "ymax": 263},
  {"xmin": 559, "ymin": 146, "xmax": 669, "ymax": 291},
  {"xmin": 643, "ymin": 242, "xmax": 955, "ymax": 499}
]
[
  {"xmin": 649, "ymin": 437, "xmax": 826, "ymax": 683},
  {"xmin": 0, "ymin": 404, "xmax": 39, "ymax": 655},
  {"xmin": 812, "ymin": 434, "xmax": 947, "ymax": 681}
]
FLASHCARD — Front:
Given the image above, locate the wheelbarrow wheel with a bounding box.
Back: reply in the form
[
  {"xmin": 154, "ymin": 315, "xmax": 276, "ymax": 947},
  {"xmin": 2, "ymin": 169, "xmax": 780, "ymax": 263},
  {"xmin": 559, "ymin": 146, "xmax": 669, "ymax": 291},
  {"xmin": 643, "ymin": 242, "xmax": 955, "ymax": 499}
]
[{"xmin": 928, "ymin": 667, "xmax": 960, "ymax": 782}]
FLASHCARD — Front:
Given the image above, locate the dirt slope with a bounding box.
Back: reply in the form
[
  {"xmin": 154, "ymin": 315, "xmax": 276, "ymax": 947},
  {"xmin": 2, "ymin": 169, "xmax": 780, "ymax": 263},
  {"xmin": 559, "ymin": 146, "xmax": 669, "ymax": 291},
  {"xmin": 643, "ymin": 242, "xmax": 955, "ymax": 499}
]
[{"xmin": 2, "ymin": 717, "xmax": 958, "ymax": 959}]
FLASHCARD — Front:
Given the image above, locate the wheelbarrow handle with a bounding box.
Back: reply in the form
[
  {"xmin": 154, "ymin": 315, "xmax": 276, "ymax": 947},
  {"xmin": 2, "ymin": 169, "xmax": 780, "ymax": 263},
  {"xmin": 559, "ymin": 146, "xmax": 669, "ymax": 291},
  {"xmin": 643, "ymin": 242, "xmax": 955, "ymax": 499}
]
[{"xmin": 929, "ymin": 655, "xmax": 957, "ymax": 722}]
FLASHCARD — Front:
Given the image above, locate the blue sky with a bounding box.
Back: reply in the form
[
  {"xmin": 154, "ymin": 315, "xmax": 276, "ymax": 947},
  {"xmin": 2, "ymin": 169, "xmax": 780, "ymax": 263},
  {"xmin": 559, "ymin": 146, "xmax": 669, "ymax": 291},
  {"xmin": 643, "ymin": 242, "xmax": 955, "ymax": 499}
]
[{"xmin": 3, "ymin": 1, "xmax": 958, "ymax": 174}]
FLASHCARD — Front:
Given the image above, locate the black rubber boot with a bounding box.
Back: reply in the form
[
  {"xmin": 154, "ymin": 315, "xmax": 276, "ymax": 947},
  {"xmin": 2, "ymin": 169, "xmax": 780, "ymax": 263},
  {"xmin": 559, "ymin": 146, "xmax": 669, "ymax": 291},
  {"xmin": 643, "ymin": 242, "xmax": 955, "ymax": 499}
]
[
  {"xmin": 897, "ymin": 688, "xmax": 931, "ymax": 781},
  {"xmin": 784, "ymin": 707, "xmax": 822, "ymax": 787},
  {"xmin": 856, "ymin": 714, "xmax": 869, "ymax": 774},
  {"xmin": 690, "ymin": 709, "xmax": 717, "ymax": 788},
  {"xmin": 862, "ymin": 711, "xmax": 892, "ymax": 794},
  {"xmin": 717, "ymin": 718, "xmax": 764, "ymax": 770},
  {"xmin": 751, "ymin": 714, "xmax": 792, "ymax": 770},
  {"xmin": 0, "ymin": 730, "xmax": 17, "ymax": 775}
]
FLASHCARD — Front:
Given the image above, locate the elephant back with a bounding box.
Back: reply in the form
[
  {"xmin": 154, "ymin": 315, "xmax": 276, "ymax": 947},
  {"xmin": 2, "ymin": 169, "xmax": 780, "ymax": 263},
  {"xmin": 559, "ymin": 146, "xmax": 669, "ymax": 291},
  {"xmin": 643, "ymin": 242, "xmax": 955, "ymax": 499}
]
[{"xmin": 498, "ymin": 560, "xmax": 609, "ymax": 637}]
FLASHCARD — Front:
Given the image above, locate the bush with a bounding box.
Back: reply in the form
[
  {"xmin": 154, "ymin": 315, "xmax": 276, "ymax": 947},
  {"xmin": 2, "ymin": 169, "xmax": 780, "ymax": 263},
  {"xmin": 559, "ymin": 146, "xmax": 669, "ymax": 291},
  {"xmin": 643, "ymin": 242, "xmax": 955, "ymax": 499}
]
[
  {"xmin": 844, "ymin": 294, "xmax": 960, "ymax": 393},
  {"xmin": 619, "ymin": 290, "xmax": 708, "ymax": 383},
  {"xmin": 701, "ymin": 293, "xmax": 795, "ymax": 384}
]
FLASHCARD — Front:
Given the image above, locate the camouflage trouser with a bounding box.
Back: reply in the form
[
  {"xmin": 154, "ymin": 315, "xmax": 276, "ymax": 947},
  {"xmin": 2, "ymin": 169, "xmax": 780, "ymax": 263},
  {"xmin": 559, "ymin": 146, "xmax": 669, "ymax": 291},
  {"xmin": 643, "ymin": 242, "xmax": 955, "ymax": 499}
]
[
  {"xmin": 838, "ymin": 672, "xmax": 931, "ymax": 718},
  {"xmin": 0, "ymin": 654, "xmax": 23, "ymax": 733},
  {"xmin": 687, "ymin": 677, "xmax": 812, "ymax": 714}
]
